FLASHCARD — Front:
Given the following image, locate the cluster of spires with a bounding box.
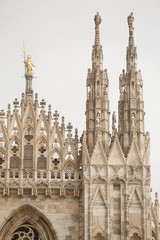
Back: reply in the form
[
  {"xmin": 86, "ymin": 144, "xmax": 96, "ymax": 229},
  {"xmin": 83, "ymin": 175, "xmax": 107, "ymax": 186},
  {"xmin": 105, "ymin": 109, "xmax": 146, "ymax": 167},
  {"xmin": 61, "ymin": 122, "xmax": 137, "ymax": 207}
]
[
  {"xmin": 85, "ymin": 12, "xmax": 146, "ymax": 156},
  {"xmin": 0, "ymin": 12, "xmax": 145, "ymax": 156}
]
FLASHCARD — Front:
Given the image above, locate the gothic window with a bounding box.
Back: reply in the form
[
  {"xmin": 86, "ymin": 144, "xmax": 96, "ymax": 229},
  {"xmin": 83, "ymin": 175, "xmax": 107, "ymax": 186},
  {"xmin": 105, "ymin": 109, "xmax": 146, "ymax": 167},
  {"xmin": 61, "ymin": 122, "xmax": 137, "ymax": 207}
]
[
  {"xmin": 113, "ymin": 184, "xmax": 121, "ymax": 235},
  {"xmin": 51, "ymin": 171, "xmax": 55, "ymax": 179},
  {"xmin": 57, "ymin": 171, "xmax": 60, "ymax": 179},
  {"xmin": 37, "ymin": 170, "xmax": 47, "ymax": 179},
  {"xmin": 0, "ymin": 204, "xmax": 57, "ymax": 240},
  {"xmin": 51, "ymin": 170, "xmax": 61, "ymax": 179},
  {"xmin": 71, "ymin": 172, "xmax": 74, "ymax": 179},
  {"xmin": 65, "ymin": 172, "xmax": 69, "ymax": 179},
  {"xmin": 24, "ymin": 128, "xmax": 33, "ymax": 169},
  {"xmin": 10, "ymin": 139, "xmax": 20, "ymax": 169},
  {"xmin": 24, "ymin": 144, "xmax": 33, "ymax": 169},
  {"xmin": 11, "ymin": 221, "xmax": 41, "ymax": 240},
  {"xmin": 10, "ymin": 155, "xmax": 20, "ymax": 169},
  {"xmin": 37, "ymin": 155, "xmax": 47, "ymax": 169},
  {"xmin": 37, "ymin": 140, "xmax": 47, "ymax": 170}
]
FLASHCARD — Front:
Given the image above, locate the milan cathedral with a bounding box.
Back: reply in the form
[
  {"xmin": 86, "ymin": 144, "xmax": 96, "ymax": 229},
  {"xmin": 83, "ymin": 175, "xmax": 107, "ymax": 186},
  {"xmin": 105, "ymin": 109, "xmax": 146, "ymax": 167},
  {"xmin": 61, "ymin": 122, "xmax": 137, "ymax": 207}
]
[{"xmin": 0, "ymin": 13, "xmax": 159, "ymax": 240}]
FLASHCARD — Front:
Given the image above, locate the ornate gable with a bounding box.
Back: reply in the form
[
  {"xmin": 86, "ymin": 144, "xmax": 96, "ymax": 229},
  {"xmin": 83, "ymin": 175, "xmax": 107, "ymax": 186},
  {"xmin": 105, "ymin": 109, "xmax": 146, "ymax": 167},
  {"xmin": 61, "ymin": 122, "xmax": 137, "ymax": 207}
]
[
  {"xmin": 90, "ymin": 141, "xmax": 106, "ymax": 165},
  {"xmin": 108, "ymin": 137, "xmax": 125, "ymax": 165}
]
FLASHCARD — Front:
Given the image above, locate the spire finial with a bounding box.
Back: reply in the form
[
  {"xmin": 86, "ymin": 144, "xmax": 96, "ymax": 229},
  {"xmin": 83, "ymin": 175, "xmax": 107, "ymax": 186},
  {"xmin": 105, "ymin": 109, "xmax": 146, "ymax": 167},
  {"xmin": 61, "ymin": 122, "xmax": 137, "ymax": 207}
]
[
  {"xmin": 24, "ymin": 54, "xmax": 35, "ymax": 77},
  {"xmin": 23, "ymin": 51, "xmax": 35, "ymax": 100},
  {"xmin": 128, "ymin": 12, "xmax": 134, "ymax": 46},
  {"xmin": 94, "ymin": 12, "xmax": 101, "ymax": 45}
]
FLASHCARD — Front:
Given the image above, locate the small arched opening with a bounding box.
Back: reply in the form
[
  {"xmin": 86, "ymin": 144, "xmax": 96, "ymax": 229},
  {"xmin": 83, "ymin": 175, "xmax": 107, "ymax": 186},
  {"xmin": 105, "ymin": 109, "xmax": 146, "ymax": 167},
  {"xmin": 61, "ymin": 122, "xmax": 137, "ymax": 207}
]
[{"xmin": 130, "ymin": 233, "xmax": 142, "ymax": 240}]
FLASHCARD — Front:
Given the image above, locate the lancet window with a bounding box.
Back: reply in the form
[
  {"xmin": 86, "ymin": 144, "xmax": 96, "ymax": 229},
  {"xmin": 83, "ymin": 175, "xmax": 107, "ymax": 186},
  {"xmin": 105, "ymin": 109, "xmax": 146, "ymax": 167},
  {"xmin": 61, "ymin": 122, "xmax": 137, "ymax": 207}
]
[
  {"xmin": 37, "ymin": 139, "xmax": 47, "ymax": 170},
  {"xmin": 51, "ymin": 151, "xmax": 61, "ymax": 179},
  {"xmin": 10, "ymin": 139, "xmax": 20, "ymax": 169},
  {"xmin": 24, "ymin": 128, "xmax": 33, "ymax": 169}
]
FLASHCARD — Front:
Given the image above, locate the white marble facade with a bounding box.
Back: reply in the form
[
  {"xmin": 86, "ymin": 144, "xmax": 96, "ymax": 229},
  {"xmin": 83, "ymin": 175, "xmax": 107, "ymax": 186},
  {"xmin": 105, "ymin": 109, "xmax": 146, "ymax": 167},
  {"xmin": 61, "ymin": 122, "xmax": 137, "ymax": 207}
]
[{"xmin": 0, "ymin": 12, "xmax": 159, "ymax": 240}]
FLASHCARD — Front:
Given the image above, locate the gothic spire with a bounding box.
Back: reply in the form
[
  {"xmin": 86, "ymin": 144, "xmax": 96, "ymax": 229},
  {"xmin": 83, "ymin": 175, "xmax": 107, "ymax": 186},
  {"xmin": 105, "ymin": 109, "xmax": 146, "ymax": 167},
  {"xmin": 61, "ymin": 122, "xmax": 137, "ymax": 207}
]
[
  {"xmin": 92, "ymin": 13, "xmax": 103, "ymax": 72},
  {"xmin": 118, "ymin": 12, "xmax": 145, "ymax": 156},
  {"xmin": 126, "ymin": 12, "xmax": 137, "ymax": 73},
  {"xmin": 86, "ymin": 13, "xmax": 110, "ymax": 154},
  {"xmin": 128, "ymin": 12, "xmax": 134, "ymax": 47},
  {"xmin": 94, "ymin": 12, "xmax": 101, "ymax": 45}
]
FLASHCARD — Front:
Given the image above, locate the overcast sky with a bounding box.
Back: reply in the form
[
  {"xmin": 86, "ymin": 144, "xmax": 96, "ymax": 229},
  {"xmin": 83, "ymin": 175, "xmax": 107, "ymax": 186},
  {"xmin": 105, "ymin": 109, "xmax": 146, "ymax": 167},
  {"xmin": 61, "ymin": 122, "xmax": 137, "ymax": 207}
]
[{"xmin": 0, "ymin": 0, "xmax": 160, "ymax": 196}]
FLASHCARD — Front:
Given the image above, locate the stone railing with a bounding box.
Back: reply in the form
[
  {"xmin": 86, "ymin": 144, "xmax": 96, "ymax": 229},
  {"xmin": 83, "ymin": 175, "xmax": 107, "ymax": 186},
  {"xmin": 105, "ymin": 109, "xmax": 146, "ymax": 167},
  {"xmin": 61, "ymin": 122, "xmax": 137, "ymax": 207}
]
[{"xmin": 0, "ymin": 169, "xmax": 81, "ymax": 181}]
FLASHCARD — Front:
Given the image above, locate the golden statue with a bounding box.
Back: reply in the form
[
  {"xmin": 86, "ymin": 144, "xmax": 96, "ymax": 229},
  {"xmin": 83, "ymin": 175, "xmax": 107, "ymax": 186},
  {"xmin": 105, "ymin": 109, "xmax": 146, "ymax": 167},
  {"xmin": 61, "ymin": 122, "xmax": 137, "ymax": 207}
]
[{"xmin": 24, "ymin": 55, "xmax": 35, "ymax": 76}]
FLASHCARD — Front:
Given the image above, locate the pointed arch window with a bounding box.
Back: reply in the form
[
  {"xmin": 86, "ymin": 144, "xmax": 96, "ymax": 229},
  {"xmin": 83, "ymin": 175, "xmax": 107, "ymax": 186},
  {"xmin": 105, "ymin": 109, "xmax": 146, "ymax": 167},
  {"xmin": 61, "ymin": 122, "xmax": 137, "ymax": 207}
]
[
  {"xmin": 10, "ymin": 139, "xmax": 20, "ymax": 169},
  {"xmin": 37, "ymin": 140, "xmax": 47, "ymax": 170},
  {"xmin": 24, "ymin": 128, "xmax": 33, "ymax": 169},
  {"xmin": 0, "ymin": 204, "xmax": 57, "ymax": 240}
]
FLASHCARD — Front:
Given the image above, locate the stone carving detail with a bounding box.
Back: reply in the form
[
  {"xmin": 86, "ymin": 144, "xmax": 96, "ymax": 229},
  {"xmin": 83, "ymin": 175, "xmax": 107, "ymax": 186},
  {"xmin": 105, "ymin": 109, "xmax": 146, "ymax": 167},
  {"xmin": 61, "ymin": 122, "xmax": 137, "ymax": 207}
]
[
  {"xmin": 96, "ymin": 111, "xmax": 101, "ymax": 126},
  {"xmin": 3, "ymin": 187, "xmax": 9, "ymax": 197},
  {"xmin": 112, "ymin": 165, "xmax": 121, "ymax": 177},
  {"xmin": 17, "ymin": 188, "xmax": 24, "ymax": 197},
  {"xmin": 92, "ymin": 175, "xmax": 106, "ymax": 184},
  {"xmin": 131, "ymin": 113, "xmax": 136, "ymax": 127},
  {"xmin": 60, "ymin": 185, "xmax": 66, "ymax": 198}
]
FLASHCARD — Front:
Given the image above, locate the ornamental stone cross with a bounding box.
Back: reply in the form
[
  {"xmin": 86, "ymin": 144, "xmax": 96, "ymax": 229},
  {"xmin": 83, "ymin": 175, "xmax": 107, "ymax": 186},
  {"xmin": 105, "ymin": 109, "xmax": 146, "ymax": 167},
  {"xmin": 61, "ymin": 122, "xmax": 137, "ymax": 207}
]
[
  {"xmin": 67, "ymin": 122, "xmax": 73, "ymax": 133},
  {"xmin": 53, "ymin": 110, "xmax": 59, "ymax": 122}
]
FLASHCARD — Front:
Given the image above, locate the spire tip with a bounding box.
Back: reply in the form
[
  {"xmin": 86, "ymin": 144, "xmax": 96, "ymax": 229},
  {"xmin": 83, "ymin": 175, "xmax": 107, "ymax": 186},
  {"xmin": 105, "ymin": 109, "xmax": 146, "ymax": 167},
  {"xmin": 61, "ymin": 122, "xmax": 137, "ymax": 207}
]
[
  {"xmin": 94, "ymin": 12, "xmax": 101, "ymax": 27},
  {"xmin": 94, "ymin": 12, "xmax": 101, "ymax": 45},
  {"xmin": 128, "ymin": 12, "xmax": 134, "ymax": 31}
]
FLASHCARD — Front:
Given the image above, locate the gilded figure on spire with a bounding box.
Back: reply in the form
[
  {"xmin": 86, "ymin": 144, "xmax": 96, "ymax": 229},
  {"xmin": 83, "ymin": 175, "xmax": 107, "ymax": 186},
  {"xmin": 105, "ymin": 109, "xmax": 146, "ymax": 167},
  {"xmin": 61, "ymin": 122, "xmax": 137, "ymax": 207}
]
[{"xmin": 24, "ymin": 55, "xmax": 35, "ymax": 77}]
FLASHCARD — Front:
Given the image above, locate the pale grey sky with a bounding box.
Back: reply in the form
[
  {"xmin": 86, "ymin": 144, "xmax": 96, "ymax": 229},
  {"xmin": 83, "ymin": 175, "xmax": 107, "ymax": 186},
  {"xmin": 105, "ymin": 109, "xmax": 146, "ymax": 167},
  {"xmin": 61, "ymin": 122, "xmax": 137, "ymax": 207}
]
[{"xmin": 0, "ymin": 0, "xmax": 160, "ymax": 195}]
